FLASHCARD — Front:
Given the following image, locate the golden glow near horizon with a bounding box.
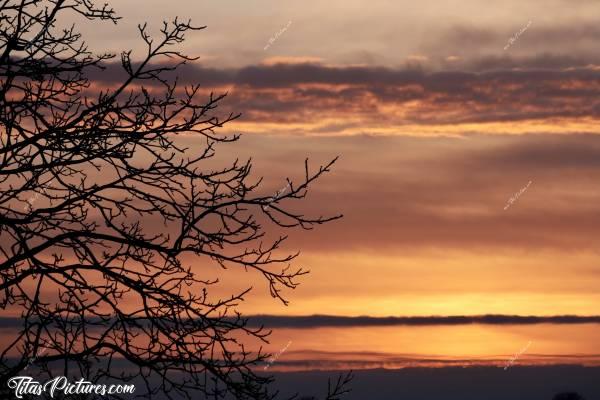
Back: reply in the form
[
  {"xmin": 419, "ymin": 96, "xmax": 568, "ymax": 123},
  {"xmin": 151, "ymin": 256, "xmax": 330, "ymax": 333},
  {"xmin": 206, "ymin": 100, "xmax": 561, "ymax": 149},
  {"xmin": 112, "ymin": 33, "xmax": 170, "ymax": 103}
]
[
  {"xmin": 231, "ymin": 249, "xmax": 600, "ymax": 317},
  {"xmin": 246, "ymin": 324, "xmax": 600, "ymax": 371}
]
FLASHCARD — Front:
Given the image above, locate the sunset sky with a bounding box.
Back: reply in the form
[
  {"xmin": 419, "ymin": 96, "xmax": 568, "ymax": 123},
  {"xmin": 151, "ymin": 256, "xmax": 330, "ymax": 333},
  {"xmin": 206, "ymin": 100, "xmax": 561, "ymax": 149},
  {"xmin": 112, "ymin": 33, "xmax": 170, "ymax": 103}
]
[
  {"xmin": 66, "ymin": 0, "xmax": 600, "ymax": 319},
  {"xmin": 16, "ymin": 0, "xmax": 600, "ymax": 378},
  {"xmin": 7, "ymin": 2, "xmax": 600, "ymax": 400}
]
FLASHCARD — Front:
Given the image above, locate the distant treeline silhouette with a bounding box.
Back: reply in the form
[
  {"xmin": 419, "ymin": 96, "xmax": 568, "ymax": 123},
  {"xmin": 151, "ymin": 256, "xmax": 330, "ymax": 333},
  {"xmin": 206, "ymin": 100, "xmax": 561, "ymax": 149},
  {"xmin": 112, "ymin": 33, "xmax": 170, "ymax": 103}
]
[{"xmin": 238, "ymin": 314, "xmax": 600, "ymax": 328}]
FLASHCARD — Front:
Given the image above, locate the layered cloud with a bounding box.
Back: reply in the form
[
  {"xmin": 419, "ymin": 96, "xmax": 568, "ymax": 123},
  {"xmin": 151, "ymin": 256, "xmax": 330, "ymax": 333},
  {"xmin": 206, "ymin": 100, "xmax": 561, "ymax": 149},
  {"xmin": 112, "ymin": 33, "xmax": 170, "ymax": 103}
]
[
  {"xmin": 73, "ymin": 0, "xmax": 600, "ymax": 70},
  {"xmin": 86, "ymin": 61, "xmax": 600, "ymax": 136}
]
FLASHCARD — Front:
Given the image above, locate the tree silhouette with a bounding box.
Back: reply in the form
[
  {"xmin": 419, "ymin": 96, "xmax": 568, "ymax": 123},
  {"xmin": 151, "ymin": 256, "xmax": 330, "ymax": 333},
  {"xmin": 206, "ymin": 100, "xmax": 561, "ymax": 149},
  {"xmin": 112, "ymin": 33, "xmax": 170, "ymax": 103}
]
[
  {"xmin": 553, "ymin": 393, "xmax": 586, "ymax": 400},
  {"xmin": 0, "ymin": 1, "xmax": 348, "ymax": 399}
]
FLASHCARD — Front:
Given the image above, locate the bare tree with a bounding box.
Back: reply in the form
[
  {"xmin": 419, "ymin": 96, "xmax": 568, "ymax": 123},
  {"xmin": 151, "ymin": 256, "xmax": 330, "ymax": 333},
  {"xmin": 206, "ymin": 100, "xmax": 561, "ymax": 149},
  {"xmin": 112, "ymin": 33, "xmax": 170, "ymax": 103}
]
[{"xmin": 0, "ymin": 1, "xmax": 349, "ymax": 398}]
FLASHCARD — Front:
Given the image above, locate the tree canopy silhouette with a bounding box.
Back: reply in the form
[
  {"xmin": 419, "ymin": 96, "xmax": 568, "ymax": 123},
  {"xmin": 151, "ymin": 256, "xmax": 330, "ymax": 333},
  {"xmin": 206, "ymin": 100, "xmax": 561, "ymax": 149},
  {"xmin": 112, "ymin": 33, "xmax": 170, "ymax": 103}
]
[
  {"xmin": 553, "ymin": 393, "xmax": 586, "ymax": 400},
  {"xmin": 0, "ymin": 1, "xmax": 347, "ymax": 398}
]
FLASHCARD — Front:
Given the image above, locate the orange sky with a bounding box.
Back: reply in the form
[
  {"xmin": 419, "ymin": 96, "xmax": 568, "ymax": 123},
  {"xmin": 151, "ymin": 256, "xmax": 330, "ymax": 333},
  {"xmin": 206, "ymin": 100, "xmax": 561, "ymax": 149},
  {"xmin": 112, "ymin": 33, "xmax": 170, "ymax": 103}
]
[
  {"xmin": 8, "ymin": 0, "xmax": 600, "ymax": 321},
  {"xmin": 159, "ymin": 132, "xmax": 600, "ymax": 318}
]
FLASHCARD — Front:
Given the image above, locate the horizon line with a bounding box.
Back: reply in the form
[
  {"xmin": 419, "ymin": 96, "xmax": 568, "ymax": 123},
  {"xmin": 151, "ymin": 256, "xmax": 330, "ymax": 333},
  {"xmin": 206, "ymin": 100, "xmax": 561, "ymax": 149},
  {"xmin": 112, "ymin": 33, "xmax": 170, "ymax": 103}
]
[
  {"xmin": 1, "ymin": 314, "xmax": 600, "ymax": 329},
  {"xmin": 238, "ymin": 314, "xmax": 600, "ymax": 328}
]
